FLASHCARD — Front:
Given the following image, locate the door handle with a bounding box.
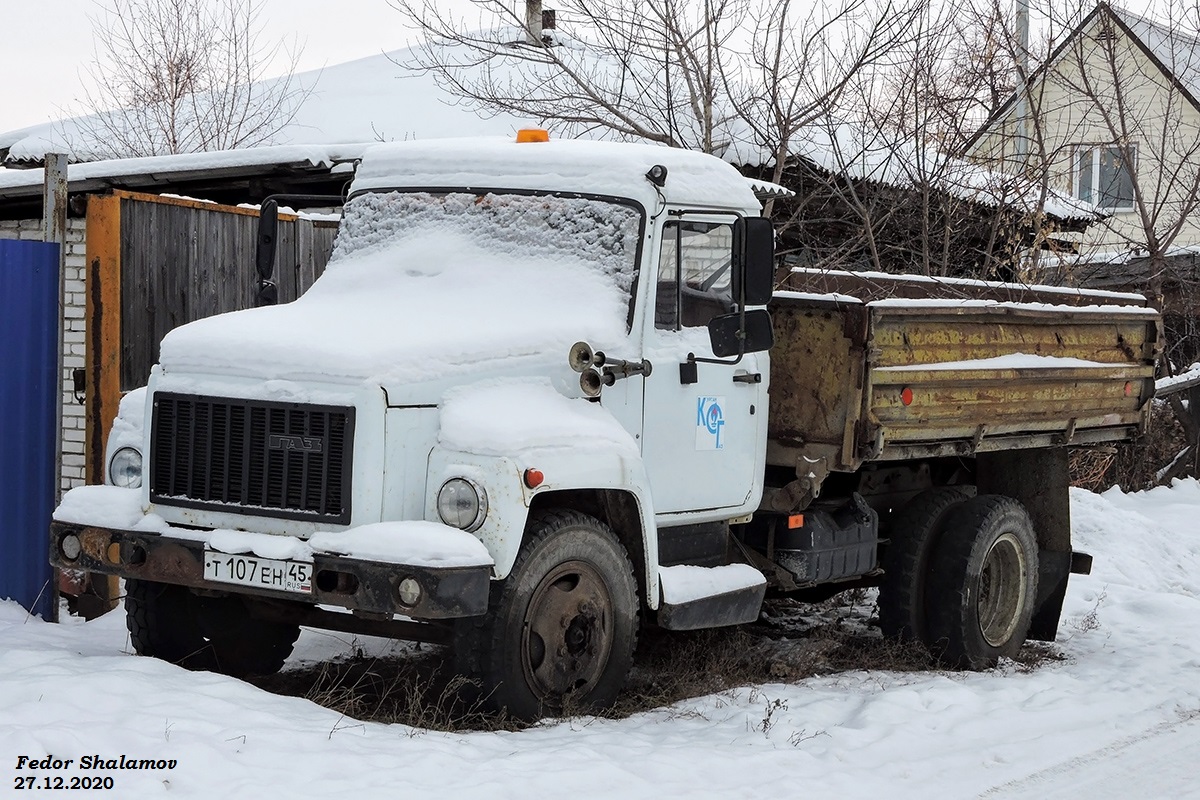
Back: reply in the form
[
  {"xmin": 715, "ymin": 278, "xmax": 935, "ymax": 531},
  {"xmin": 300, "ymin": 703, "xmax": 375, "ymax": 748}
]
[{"xmin": 733, "ymin": 372, "xmax": 762, "ymax": 384}]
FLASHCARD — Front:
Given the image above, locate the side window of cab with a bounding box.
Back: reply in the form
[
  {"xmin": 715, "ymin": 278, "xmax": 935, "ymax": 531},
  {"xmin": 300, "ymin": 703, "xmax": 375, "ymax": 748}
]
[{"xmin": 655, "ymin": 221, "xmax": 735, "ymax": 330}]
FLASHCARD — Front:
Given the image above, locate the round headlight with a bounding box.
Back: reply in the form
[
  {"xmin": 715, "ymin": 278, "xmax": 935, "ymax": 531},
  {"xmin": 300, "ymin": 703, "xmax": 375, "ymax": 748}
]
[
  {"xmin": 108, "ymin": 447, "xmax": 143, "ymax": 489},
  {"xmin": 437, "ymin": 478, "xmax": 487, "ymax": 532}
]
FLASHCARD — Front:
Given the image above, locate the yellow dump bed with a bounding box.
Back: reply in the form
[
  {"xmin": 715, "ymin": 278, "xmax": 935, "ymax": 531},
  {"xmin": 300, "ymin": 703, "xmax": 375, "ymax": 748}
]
[{"xmin": 767, "ymin": 269, "xmax": 1160, "ymax": 472}]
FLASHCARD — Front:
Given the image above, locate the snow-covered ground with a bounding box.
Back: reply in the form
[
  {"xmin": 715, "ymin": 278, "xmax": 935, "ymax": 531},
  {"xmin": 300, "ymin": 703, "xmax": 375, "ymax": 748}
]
[{"xmin": 5, "ymin": 481, "xmax": 1200, "ymax": 798}]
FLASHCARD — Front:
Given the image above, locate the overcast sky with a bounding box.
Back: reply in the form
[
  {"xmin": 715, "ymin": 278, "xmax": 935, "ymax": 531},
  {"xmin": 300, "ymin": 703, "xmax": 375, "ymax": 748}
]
[{"xmin": 0, "ymin": 0, "xmax": 424, "ymax": 133}]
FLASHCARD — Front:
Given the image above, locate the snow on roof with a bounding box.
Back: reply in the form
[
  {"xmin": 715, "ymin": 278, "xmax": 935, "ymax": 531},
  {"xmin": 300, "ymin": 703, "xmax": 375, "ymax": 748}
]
[
  {"xmin": 0, "ymin": 46, "xmax": 534, "ymax": 166},
  {"xmin": 729, "ymin": 120, "xmax": 1098, "ymax": 223},
  {"xmin": 350, "ymin": 138, "xmax": 759, "ymax": 212},
  {"xmin": 745, "ymin": 177, "xmax": 795, "ymax": 199},
  {"xmin": 1157, "ymin": 362, "xmax": 1200, "ymax": 394},
  {"xmin": 0, "ymin": 143, "xmax": 371, "ymax": 198},
  {"xmin": 1109, "ymin": 5, "xmax": 1200, "ymax": 102},
  {"xmin": 0, "ymin": 38, "xmax": 1091, "ymax": 223}
]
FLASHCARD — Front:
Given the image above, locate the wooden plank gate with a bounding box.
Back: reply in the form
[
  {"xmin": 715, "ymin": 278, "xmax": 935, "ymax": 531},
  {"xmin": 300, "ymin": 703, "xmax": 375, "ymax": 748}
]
[{"xmin": 84, "ymin": 190, "xmax": 338, "ymax": 485}]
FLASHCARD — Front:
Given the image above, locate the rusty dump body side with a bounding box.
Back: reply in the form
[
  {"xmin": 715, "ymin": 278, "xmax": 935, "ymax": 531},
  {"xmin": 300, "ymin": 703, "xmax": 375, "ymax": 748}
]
[{"xmin": 766, "ymin": 268, "xmax": 1161, "ymax": 474}]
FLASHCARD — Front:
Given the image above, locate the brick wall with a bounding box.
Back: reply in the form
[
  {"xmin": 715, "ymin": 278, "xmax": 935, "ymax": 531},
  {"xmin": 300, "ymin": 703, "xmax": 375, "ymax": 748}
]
[{"xmin": 0, "ymin": 218, "xmax": 89, "ymax": 492}]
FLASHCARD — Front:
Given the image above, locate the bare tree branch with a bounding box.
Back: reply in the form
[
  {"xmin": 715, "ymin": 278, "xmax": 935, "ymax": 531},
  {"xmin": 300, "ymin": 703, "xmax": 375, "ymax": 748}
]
[{"xmin": 72, "ymin": 0, "xmax": 311, "ymax": 158}]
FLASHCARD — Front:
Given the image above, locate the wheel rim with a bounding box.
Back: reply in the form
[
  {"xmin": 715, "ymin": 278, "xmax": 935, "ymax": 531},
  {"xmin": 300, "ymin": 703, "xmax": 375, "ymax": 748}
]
[
  {"xmin": 520, "ymin": 560, "xmax": 615, "ymax": 704},
  {"xmin": 977, "ymin": 531, "xmax": 1028, "ymax": 648}
]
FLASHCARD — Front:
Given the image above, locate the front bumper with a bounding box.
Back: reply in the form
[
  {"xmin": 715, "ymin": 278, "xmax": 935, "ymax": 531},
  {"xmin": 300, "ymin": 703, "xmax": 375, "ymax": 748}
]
[{"xmin": 49, "ymin": 522, "xmax": 492, "ymax": 620}]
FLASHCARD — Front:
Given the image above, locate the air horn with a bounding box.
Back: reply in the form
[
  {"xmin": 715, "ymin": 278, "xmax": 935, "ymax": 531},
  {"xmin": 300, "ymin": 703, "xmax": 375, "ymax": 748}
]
[{"xmin": 568, "ymin": 341, "xmax": 652, "ymax": 397}]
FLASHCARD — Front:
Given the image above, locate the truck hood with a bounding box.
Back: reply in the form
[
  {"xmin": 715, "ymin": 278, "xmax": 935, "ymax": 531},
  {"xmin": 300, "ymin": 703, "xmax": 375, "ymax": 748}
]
[{"xmin": 157, "ymin": 229, "xmax": 630, "ymax": 391}]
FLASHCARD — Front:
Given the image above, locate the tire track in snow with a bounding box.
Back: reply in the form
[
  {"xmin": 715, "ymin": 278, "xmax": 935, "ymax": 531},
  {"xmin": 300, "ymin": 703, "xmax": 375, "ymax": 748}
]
[{"xmin": 978, "ymin": 709, "xmax": 1200, "ymax": 799}]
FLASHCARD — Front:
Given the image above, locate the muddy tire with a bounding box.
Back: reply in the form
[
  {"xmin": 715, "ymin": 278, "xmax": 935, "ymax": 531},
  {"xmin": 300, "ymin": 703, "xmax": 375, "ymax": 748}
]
[
  {"xmin": 454, "ymin": 509, "xmax": 639, "ymax": 720},
  {"xmin": 125, "ymin": 579, "xmax": 215, "ymax": 669},
  {"xmin": 925, "ymin": 495, "xmax": 1039, "ymax": 669},
  {"xmin": 191, "ymin": 594, "xmax": 301, "ymax": 677},
  {"xmin": 878, "ymin": 486, "xmax": 975, "ymax": 645},
  {"xmin": 125, "ymin": 579, "xmax": 299, "ymax": 677}
]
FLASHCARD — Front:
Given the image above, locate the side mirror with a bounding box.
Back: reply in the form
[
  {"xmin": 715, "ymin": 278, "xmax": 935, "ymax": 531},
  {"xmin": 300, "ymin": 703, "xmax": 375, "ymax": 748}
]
[
  {"xmin": 255, "ymin": 199, "xmax": 279, "ymax": 307},
  {"xmin": 732, "ymin": 216, "xmax": 775, "ymax": 307},
  {"xmin": 708, "ymin": 309, "xmax": 775, "ymax": 359}
]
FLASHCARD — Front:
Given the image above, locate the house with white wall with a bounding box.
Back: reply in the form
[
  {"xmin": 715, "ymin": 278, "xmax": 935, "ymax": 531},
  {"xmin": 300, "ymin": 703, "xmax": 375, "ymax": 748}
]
[{"xmin": 967, "ymin": 2, "xmax": 1200, "ymax": 261}]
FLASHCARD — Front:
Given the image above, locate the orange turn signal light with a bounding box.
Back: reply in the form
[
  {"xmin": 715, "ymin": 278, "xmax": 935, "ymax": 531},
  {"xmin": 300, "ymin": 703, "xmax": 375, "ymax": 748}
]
[
  {"xmin": 523, "ymin": 468, "xmax": 545, "ymax": 488},
  {"xmin": 516, "ymin": 128, "xmax": 550, "ymax": 143},
  {"xmin": 787, "ymin": 514, "xmax": 805, "ymax": 529}
]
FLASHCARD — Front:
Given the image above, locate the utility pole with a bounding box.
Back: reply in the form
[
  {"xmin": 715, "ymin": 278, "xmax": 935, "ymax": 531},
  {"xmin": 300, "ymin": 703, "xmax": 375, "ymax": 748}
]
[
  {"xmin": 526, "ymin": 0, "xmax": 543, "ymax": 45},
  {"xmin": 42, "ymin": 153, "xmax": 68, "ymax": 506},
  {"xmin": 42, "ymin": 152, "xmax": 68, "ymax": 623},
  {"xmin": 1014, "ymin": 0, "xmax": 1030, "ymax": 170}
]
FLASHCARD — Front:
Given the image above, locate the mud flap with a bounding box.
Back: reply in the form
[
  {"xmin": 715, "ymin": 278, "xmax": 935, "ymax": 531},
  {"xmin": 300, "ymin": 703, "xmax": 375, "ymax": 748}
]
[{"xmin": 1028, "ymin": 549, "xmax": 1091, "ymax": 642}]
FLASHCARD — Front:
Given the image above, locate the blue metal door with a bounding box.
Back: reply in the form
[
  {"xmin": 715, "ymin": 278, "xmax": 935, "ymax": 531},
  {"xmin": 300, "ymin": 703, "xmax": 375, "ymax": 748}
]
[{"xmin": 0, "ymin": 239, "xmax": 60, "ymax": 620}]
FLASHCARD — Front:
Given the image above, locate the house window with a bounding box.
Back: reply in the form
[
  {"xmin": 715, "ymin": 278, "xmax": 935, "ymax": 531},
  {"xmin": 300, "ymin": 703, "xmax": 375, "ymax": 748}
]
[
  {"xmin": 1075, "ymin": 145, "xmax": 1136, "ymax": 211},
  {"xmin": 655, "ymin": 221, "xmax": 735, "ymax": 331}
]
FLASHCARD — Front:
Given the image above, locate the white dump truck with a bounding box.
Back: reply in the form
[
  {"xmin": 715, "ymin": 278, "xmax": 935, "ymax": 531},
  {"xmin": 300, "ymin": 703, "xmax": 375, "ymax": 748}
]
[{"xmin": 51, "ymin": 134, "xmax": 1159, "ymax": 720}]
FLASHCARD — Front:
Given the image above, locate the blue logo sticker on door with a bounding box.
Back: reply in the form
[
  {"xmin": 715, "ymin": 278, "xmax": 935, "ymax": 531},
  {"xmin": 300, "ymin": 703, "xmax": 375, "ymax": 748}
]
[{"xmin": 695, "ymin": 396, "xmax": 726, "ymax": 450}]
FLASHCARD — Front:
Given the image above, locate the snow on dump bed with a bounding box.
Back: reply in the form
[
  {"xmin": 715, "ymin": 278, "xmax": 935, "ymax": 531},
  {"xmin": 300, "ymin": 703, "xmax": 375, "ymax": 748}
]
[
  {"xmin": 876, "ymin": 353, "xmax": 1127, "ymax": 372},
  {"xmin": 158, "ymin": 191, "xmax": 640, "ymax": 386},
  {"xmin": 869, "ymin": 296, "xmax": 1160, "ymax": 316},
  {"xmin": 773, "ymin": 289, "xmax": 863, "ymax": 305},
  {"xmin": 789, "ymin": 266, "xmax": 1148, "ymax": 304},
  {"xmin": 351, "ymin": 138, "xmax": 760, "ymax": 214},
  {"xmin": 439, "ymin": 378, "xmax": 638, "ymax": 458}
]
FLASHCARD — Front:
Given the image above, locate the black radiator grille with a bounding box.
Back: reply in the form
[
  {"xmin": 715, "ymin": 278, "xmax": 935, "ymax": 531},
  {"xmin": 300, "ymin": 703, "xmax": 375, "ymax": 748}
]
[{"xmin": 150, "ymin": 393, "xmax": 354, "ymax": 524}]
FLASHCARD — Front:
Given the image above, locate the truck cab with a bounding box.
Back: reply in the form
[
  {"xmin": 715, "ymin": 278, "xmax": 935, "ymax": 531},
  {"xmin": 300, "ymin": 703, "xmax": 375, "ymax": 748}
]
[{"xmin": 53, "ymin": 136, "xmax": 778, "ymax": 718}]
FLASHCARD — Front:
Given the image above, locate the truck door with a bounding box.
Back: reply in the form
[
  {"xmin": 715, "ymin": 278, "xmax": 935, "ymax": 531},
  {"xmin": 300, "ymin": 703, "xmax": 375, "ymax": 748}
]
[{"xmin": 640, "ymin": 217, "xmax": 768, "ymax": 515}]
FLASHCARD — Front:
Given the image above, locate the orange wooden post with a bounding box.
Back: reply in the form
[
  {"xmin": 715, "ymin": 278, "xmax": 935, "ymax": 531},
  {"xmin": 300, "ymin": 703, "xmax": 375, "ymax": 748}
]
[
  {"xmin": 85, "ymin": 193, "xmax": 123, "ymax": 487},
  {"xmin": 78, "ymin": 193, "xmax": 123, "ymax": 615}
]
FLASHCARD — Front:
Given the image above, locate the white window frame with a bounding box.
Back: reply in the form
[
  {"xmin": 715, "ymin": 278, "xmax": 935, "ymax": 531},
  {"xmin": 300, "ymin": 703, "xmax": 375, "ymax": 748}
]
[{"xmin": 1073, "ymin": 143, "xmax": 1137, "ymax": 213}]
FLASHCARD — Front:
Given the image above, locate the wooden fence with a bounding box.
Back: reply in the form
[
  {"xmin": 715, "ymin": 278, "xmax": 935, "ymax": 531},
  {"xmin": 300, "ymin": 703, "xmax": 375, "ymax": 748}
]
[{"xmin": 85, "ymin": 190, "xmax": 339, "ymax": 483}]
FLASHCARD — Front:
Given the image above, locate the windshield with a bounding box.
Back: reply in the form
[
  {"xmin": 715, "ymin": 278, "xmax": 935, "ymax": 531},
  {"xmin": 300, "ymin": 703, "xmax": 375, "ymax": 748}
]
[
  {"xmin": 333, "ymin": 191, "xmax": 642, "ymax": 297},
  {"xmin": 158, "ymin": 191, "xmax": 645, "ymax": 385}
]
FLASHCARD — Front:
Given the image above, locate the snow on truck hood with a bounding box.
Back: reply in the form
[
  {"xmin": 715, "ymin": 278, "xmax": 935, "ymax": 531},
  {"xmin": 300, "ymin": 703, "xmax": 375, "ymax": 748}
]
[{"xmin": 158, "ymin": 190, "xmax": 639, "ymax": 388}]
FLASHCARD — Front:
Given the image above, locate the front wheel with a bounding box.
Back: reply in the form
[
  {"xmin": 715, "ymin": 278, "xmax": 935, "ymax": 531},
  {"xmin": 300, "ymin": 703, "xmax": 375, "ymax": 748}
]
[
  {"xmin": 125, "ymin": 579, "xmax": 299, "ymax": 677},
  {"xmin": 454, "ymin": 510, "xmax": 639, "ymax": 720},
  {"xmin": 925, "ymin": 496, "xmax": 1039, "ymax": 669},
  {"xmin": 126, "ymin": 579, "xmax": 212, "ymax": 669}
]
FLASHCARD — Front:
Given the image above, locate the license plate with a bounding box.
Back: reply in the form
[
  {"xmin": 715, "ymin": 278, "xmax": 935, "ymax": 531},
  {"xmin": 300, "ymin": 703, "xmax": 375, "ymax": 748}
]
[{"xmin": 203, "ymin": 551, "xmax": 313, "ymax": 594}]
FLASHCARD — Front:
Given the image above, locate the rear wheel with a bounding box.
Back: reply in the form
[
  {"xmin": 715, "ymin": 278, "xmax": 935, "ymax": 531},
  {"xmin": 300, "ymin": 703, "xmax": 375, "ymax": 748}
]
[
  {"xmin": 925, "ymin": 495, "xmax": 1039, "ymax": 669},
  {"xmin": 878, "ymin": 486, "xmax": 974, "ymax": 645},
  {"xmin": 455, "ymin": 509, "xmax": 639, "ymax": 720}
]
